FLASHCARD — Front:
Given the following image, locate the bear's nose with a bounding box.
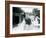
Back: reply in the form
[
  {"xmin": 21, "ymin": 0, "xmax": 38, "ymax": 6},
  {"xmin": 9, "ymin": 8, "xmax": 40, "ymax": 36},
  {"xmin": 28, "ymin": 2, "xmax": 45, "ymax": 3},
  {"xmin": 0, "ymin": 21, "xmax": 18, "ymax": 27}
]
[{"xmin": 25, "ymin": 18, "xmax": 31, "ymax": 25}]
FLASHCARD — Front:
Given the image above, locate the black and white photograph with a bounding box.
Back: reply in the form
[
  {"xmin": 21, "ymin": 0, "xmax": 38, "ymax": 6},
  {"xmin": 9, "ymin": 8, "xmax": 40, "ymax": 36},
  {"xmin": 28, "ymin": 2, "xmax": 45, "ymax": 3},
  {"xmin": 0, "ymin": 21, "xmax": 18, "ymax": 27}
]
[
  {"xmin": 5, "ymin": 1, "xmax": 45, "ymax": 37},
  {"xmin": 10, "ymin": 4, "xmax": 43, "ymax": 34}
]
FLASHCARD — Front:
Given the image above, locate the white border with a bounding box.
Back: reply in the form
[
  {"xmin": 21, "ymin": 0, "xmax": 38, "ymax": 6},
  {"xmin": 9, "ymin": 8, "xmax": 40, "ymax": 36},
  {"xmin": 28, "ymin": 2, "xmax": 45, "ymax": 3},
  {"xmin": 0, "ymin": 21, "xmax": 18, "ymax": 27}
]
[{"xmin": 10, "ymin": 4, "xmax": 43, "ymax": 34}]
